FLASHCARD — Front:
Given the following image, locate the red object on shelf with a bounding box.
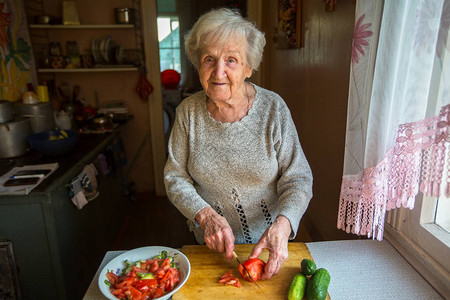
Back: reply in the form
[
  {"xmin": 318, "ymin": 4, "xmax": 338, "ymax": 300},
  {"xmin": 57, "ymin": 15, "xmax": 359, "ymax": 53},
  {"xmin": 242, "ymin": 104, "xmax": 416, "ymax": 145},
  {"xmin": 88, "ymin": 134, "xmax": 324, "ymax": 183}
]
[{"xmin": 161, "ymin": 69, "xmax": 181, "ymax": 89}]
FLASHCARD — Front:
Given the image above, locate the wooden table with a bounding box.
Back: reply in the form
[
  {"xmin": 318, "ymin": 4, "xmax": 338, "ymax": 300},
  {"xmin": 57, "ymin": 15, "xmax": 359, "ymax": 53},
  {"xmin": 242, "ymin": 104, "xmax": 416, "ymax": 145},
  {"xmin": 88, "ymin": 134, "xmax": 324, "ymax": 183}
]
[{"xmin": 174, "ymin": 243, "xmax": 327, "ymax": 299}]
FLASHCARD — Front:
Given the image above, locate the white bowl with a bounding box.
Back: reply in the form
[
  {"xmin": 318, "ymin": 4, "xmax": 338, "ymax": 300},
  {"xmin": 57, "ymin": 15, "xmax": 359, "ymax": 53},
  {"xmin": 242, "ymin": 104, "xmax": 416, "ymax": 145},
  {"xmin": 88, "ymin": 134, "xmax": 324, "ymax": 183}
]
[{"xmin": 98, "ymin": 246, "xmax": 191, "ymax": 300}]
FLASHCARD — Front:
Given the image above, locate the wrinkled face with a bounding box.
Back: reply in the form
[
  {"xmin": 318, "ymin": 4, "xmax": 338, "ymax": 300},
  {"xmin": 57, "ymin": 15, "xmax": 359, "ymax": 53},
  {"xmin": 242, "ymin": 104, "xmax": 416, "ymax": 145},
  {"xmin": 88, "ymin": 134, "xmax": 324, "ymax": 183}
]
[{"xmin": 198, "ymin": 38, "xmax": 252, "ymax": 103}]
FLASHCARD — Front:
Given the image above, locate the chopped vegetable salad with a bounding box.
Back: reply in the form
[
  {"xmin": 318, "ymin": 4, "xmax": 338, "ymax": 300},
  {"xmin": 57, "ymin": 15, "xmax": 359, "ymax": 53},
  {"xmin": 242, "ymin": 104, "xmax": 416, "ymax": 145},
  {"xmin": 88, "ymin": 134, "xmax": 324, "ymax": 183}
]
[{"xmin": 105, "ymin": 251, "xmax": 181, "ymax": 300}]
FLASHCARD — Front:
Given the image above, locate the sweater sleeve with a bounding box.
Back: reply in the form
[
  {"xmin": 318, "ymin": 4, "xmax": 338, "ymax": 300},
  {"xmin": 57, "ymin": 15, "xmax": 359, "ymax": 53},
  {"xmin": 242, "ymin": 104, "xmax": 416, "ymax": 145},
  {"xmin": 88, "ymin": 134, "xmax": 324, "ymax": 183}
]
[
  {"xmin": 163, "ymin": 101, "xmax": 210, "ymax": 226},
  {"xmin": 274, "ymin": 101, "xmax": 313, "ymax": 239}
]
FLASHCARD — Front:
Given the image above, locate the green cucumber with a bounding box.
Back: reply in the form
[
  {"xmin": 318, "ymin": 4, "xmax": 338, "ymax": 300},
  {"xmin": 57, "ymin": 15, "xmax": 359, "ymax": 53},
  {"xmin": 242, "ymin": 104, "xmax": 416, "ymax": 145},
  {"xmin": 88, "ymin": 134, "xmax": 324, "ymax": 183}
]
[
  {"xmin": 287, "ymin": 272, "xmax": 307, "ymax": 300},
  {"xmin": 301, "ymin": 258, "xmax": 317, "ymax": 276},
  {"xmin": 306, "ymin": 268, "xmax": 330, "ymax": 300},
  {"xmin": 140, "ymin": 273, "xmax": 154, "ymax": 279}
]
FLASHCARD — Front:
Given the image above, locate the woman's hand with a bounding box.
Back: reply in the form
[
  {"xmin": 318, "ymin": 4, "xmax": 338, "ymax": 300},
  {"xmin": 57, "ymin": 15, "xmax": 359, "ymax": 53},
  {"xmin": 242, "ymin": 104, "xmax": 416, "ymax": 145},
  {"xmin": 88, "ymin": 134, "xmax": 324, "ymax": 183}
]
[
  {"xmin": 195, "ymin": 207, "xmax": 235, "ymax": 261},
  {"xmin": 249, "ymin": 215, "xmax": 291, "ymax": 280}
]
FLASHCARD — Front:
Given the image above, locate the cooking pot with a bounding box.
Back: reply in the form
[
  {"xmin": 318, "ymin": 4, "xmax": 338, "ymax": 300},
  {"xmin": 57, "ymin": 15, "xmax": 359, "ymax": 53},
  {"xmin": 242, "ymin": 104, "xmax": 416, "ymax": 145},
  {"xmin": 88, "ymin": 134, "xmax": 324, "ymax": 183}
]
[
  {"xmin": 14, "ymin": 102, "xmax": 55, "ymax": 133},
  {"xmin": 0, "ymin": 100, "xmax": 14, "ymax": 123},
  {"xmin": 0, "ymin": 117, "xmax": 31, "ymax": 158},
  {"xmin": 87, "ymin": 114, "xmax": 114, "ymax": 131}
]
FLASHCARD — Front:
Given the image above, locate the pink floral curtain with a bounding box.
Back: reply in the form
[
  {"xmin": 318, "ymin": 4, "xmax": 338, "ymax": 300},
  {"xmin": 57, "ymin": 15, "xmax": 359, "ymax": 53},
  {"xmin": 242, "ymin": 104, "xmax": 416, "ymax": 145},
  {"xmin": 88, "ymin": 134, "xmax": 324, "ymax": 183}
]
[
  {"xmin": 337, "ymin": 0, "xmax": 450, "ymax": 240},
  {"xmin": 0, "ymin": 0, "xmax": 37, "ymax": 101}
]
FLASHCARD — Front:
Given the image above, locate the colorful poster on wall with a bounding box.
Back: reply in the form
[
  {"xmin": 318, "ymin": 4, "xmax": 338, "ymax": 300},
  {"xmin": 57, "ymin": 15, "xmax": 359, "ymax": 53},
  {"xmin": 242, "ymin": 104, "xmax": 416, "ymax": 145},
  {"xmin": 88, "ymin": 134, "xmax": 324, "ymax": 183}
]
[{"xmin": 0, "ymin": 0, "xmax": 37, "ymax": 101}]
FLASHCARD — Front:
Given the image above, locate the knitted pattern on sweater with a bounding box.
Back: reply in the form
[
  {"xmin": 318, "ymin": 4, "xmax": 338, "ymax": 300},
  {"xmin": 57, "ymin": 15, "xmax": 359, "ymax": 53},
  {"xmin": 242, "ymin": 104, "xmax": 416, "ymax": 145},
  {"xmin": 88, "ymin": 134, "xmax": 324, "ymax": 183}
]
[{"xmin": 164, "ymin": 84, "xmax": 313, "ymax": 244}]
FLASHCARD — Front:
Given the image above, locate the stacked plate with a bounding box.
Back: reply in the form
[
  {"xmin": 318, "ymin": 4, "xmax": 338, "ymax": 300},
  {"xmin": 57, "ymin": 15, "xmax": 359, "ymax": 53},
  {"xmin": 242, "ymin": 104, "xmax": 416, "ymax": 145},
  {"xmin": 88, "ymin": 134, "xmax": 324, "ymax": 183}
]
[
  {"xmin": 92, "ymin": 36, "xmax": 126, "ymax": 65},
  {"xmin": 91, "ymin": 38, "xmax": 102, "ymax": 64}
]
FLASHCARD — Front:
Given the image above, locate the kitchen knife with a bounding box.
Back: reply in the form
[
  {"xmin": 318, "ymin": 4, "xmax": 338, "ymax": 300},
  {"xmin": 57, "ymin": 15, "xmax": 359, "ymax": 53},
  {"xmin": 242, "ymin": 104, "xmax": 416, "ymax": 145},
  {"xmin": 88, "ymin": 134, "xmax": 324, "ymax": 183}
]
[{"xmin": 232, "ymin": 251, "xmax": 261, "ymax": 288}]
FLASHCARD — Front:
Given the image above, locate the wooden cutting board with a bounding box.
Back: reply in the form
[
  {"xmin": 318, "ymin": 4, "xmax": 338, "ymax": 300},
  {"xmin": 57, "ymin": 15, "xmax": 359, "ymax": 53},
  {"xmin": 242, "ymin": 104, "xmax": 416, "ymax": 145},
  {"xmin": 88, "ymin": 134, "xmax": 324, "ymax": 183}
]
[{"xmin": 173, "ymin": 242, "xmax": 330, "ymax": 299}]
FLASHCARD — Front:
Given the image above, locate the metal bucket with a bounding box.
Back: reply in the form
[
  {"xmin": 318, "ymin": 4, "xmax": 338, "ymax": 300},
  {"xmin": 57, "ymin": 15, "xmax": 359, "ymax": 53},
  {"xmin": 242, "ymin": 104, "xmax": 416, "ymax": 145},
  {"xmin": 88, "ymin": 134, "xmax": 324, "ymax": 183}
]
[
  {"xmin": 0, "ymin": 117, "xmax": 31, "ymax": 158},
  {"xmin": 0, "ymin": 100, "xmax": 14, "ymax": 123}
]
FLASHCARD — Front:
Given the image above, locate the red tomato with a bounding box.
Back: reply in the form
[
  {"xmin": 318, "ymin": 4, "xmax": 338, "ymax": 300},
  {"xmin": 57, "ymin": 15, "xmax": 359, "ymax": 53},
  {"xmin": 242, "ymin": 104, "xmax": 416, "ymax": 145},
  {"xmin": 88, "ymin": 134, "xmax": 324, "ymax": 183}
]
[
  {"xmin": 154, "ymin": 287, "xmax": 164, "ymax": 298},
  {"xmin": 129, "ymin": 286, "xmax": 142, "ymax": 299},
  {"xmin": 110, "ymin": 288, "xmax": 125, "ymax": 298},
  {"xmin": 148, "ymin": 260, "xmax": 159, "ymax": 273},
  {"xmin": 218, "ymin": 270, "xmax": 241, "ymax": 288},
  {"xmin": 108, "ymin": 256, "xmax": 181, "ymax": 300},
  {"xmin": 132, "ymin": 265, "xmax": 146, "ymax": 274},
  {"xmin": 106, "ymin": 271, "xmax": 119, "ymax": 285},
  {"xmin": 160, "ymin": 258, "xmax": 171, "ymax": 271},
  {"xmin": 135, "ymin": 279, "xmax": 158, "ymax": 291},
  {"xmin": 238, "ymin": 258, "xmax": 266, "ymax": 282}
]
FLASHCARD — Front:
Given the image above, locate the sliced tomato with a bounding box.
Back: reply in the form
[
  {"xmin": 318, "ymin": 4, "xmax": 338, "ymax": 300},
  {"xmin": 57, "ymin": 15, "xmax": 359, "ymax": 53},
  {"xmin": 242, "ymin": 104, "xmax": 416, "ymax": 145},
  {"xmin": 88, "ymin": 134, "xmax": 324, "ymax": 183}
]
[
  {"xmin": 124, "ymin": 275, "xmax": 137, "ymax": 286},
  {"xmin": 140, "ymin": 290, "xmax": 149, "ymax": 299},
  {"xmin": 106, "ymin": 271, "xmax": 119, "ymax": 286},
  {"xmin": 111, "ymin": 288, "xmax": 125, "ymax": 299},
  {"xmin": 153, "ymin": 287, "xmax": 164, "ymax": 298},
  {"xmin": 132, "ymin": 265, "xmax": 147, "ymax": 274},
  {"xmin": 135, "ymin": 278, "xmax": 158, "ymax": 291},
  {"xmin": 218, "ymin": 270, "xmax": 241, "ymax": 288},
  {"xmin": 148, "ymin": 260, "xmax": 160, "ymax": 273},
  {"xmin": 108, "ymin": 256, "xmax": 181, "ymax": 300},
  {"xmin": 238, "ymin": 258, "xmax": 266, "ymax": 282},
  {"xmin": 160, "ymin": 258, "xmax": 171, "ymax": 271},
  {"xmin": 129, "ymin": 286, "xmax": 142, "ymax": 299}
]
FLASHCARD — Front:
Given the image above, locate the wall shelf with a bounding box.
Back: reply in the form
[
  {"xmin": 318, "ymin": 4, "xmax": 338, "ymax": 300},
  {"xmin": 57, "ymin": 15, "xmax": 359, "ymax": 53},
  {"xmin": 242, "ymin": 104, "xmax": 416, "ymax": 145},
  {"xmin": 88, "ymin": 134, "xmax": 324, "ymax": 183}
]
[
  {"xmin": 29, "ymin": 24, "xmax": 135, "ymax": 29},
  {"xmin": 38, "ymin": 67, "xmax": 139, "ymax": 73}
]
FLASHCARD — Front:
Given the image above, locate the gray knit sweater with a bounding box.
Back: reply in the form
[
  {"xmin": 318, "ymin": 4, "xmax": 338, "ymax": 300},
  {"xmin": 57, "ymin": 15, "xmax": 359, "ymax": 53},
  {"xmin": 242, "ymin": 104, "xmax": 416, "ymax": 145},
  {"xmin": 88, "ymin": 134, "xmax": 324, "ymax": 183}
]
[{"xmin": 164, "ymin": 84, "xmax": 313, "ymax": 244}]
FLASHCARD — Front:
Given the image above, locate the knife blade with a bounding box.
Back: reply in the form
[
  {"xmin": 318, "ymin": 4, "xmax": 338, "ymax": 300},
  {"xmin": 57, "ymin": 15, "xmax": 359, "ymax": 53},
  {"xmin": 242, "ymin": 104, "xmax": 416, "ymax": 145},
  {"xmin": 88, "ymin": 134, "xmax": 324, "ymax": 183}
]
[{"xmin": 232, "ymin": 251, "xmax": 261, "ymax": 288}]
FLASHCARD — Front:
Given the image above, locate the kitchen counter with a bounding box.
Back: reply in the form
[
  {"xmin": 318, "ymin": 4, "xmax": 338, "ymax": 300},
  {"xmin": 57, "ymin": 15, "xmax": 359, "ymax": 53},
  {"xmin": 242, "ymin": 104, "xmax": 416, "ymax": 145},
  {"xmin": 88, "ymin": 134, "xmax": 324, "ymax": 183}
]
[
  {"xmin": 83, "ymin": 240, "xmax": 443, "ymax": 299},
  {"xmin": 0, "ymin": 129, "xmax": 129, "ymax": 300},
  {"xmin": 0, "ymin": 131, "xmax": 120, "ymax": 195}
]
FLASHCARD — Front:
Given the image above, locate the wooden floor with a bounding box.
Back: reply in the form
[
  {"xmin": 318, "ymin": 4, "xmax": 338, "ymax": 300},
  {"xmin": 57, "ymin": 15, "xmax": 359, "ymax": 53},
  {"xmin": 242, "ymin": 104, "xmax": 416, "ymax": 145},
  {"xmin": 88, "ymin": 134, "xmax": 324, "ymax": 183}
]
[
  {"xmin": 112, "ymin": 192, "xmax": 197, "ymax": 250},
  {"xmin": 112, "ymin": 192, "xmax": 313, "ymax": 251}
]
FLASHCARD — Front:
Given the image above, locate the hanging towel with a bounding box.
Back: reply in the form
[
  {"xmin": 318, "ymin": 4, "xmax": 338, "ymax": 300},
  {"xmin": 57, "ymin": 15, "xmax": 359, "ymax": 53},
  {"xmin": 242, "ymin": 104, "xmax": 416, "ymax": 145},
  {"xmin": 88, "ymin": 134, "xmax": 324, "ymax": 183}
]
[
  {"xmin": 69, "ymin": 163, "xmax": 99, "ymax": 209},
  {"xmin": 82, "ymin": 163, "xmax": 99, "ymax": 201},
  {"xmin": 98, "ymin": 153, "xmax": 110, "ymax": 175},
  {"xmin": 70, "ymin": 177, "xmax": 88, "ymax": 209}
]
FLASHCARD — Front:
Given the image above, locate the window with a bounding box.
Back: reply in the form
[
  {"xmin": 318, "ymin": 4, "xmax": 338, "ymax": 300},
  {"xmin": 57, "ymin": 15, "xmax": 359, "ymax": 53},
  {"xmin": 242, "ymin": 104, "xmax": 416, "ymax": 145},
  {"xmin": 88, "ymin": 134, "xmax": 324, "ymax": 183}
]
[
  {"xmin": 431, "ymin": 124, "xmax": 449, "ymax": 235},
  {"xmin": 385, "ymin": 18, "xmax": 450, "ymax": 296},
  {"xmin": 157, "ymin": 16, "xmax": 181, "ymax": 73}
]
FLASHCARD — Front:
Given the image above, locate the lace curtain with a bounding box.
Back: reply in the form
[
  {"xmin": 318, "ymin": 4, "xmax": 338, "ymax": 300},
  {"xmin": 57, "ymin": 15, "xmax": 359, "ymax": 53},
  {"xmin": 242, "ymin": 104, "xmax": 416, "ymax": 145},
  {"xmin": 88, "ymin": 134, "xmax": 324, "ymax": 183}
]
[{"xmin": 337, "ymin": 0, "xmax": 450, "ymax": 240}]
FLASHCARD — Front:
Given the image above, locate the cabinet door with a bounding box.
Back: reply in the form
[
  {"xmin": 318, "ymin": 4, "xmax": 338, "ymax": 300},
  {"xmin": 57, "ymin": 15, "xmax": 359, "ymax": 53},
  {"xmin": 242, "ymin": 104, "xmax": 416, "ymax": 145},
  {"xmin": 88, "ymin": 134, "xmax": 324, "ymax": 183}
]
[
  {"xmin": 0, "ymin": 203, "xmax": 60, "ymax": 299},
  {"xmin": 52, "ymin": 162, "xmax": 126, "ymax": 299}
]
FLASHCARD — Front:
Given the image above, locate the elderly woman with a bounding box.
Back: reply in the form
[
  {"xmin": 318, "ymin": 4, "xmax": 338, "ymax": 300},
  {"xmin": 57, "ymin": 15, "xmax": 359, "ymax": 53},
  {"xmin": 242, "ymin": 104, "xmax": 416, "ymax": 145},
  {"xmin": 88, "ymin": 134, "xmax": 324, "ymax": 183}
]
[{"xmin": 164, "ymin": 8, "xmax": 313, "ymax": 280}]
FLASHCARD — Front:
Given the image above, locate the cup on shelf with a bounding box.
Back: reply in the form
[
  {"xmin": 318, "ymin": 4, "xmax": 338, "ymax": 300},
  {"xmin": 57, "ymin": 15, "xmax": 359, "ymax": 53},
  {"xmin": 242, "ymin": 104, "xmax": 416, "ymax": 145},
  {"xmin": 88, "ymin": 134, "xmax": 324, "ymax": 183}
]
[{"xmin": 36, "ymin": 85, "xmax": 49, "ymax": 103}]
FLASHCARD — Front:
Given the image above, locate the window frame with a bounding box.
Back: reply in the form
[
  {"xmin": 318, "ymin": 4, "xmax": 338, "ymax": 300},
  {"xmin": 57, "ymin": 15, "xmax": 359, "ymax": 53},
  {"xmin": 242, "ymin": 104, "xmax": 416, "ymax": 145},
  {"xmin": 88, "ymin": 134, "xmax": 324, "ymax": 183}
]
[
  {"xmin": 385, "ymin": 198, "xmax": 450, "ymax": 297},
  {"xmin": 384, "ymin": 29, "xmax": 450, "ymax": 297},
  {"xmin": 157, "ymin": 15, "xmax": 181, "ymax": 73}
]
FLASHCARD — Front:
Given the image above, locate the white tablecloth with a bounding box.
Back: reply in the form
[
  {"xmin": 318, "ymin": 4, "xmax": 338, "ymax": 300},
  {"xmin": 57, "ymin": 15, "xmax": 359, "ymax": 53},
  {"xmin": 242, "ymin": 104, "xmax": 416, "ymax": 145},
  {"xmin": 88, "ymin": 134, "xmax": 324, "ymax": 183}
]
[{"xmin": 306, "ymin": 240, "xmax": 442, "ymax": 300}]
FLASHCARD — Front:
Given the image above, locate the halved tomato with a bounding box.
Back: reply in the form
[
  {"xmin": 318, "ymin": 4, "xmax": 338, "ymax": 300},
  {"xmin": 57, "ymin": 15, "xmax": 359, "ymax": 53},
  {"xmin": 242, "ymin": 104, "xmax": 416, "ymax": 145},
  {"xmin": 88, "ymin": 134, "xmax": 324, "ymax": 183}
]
[{"xmin": 238, "ymin": 258, "xmax": 266, "ymax": 282}]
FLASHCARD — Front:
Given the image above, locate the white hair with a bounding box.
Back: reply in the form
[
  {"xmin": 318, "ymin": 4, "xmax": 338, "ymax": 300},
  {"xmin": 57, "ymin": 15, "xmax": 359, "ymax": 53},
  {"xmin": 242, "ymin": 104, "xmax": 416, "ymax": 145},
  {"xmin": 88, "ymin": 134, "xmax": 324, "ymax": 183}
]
[{"xmin": 184, "ymin": 8, "xmax": 266, "ymax": 71}]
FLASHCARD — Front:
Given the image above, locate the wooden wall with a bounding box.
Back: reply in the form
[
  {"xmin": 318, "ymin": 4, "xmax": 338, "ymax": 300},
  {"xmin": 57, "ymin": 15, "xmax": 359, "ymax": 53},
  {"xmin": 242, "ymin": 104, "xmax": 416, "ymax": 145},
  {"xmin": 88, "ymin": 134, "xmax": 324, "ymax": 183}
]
[{"xmin": 260, "ymin": 0, "xmax": 356, "ymax": 241}]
